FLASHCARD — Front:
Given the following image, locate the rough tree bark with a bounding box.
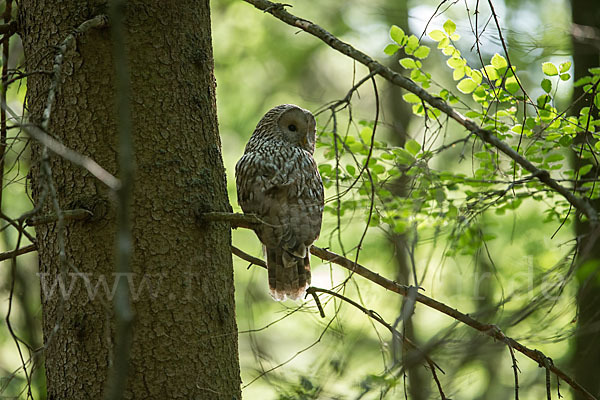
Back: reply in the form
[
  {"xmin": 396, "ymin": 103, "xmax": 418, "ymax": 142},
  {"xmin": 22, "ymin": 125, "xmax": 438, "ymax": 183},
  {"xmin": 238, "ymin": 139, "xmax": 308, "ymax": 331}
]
[
  {"xmin": 19, "ymin": 1, "xmax": 241, "ymax": 398},
  {"xmin": 570, "ymin": 0, "xmax": 600, "ymax": 398}
]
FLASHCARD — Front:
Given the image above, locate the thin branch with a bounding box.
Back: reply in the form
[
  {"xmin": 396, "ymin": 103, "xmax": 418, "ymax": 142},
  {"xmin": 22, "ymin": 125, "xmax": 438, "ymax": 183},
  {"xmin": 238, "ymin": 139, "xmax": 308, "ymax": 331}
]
[
  {"xmin": 0, "ymin": 244, "xmax": 37, "ymax": 262},
  {"xmin": 306, "ymin": 287, "xmax": 443, "ymax": 373},
  {"xmin": 242, "ymin": 0, "xmax": 598, "ymax": 223},
  {"xmin": 0, "ymin": 20, "xmax": 17, "ymax": 36},
  {"xmin": 25, "ymin": 208, "xmax": 92, "ymax": 226},
  {"xmin": 104, "ymin": 0, "xmax": 134, "ymax": 398},
  {"xmin": 208, "ymin": 211, "xmax": 597, "ymax": 400},
  {"xmin": 41, "ymin": 15, "xmax": 108, "ymax": 132},
  {"xmin": 2, "ymin": 108, "xmax": 120, "ymax": 190},
  {"xmin": 0, "ymin": 0, "xmax": 12, "ymax": 211}
]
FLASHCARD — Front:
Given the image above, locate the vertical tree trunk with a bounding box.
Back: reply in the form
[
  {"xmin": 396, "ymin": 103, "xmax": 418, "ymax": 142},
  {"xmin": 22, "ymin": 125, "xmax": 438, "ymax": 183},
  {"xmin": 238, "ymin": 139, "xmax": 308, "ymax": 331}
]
[
  {"xmin": 19, "ymin": 1, "xmax": 241, "ymax": 398},
  {"xmin": 570, "ymin": 0, "xmax": 600, "ymax": 398}
]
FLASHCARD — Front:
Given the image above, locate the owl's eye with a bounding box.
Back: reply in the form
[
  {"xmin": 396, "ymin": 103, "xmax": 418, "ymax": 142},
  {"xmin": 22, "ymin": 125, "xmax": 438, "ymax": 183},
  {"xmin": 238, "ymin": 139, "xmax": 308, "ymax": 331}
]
[{"xmin": 288, "ymin": 124, "xmax": 297, "ymax": 132}]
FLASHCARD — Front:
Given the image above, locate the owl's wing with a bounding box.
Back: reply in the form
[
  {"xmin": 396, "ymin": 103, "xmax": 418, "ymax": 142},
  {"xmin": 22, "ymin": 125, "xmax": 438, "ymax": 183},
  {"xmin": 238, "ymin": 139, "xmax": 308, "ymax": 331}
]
[
  {"xmin": 235, "ymin": 149, "xmax": 322, "ymax": 251},
  {"xmin": 235, "ymin": 151, "xmax": 291, "ymax": 218}
]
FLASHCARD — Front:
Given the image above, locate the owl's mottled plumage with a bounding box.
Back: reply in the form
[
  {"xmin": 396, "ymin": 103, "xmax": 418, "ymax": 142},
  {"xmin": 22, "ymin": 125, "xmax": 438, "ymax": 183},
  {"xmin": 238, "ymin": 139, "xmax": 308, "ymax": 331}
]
[{"xmin": 235, "ymin": 104, "xmax": 324, "ymax": 301}]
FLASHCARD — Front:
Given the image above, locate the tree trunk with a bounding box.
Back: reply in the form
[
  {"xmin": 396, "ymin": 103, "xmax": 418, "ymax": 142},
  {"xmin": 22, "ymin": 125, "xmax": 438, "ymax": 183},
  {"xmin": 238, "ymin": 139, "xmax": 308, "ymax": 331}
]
[
  {"xmin": 19, "ymin": 1, "xmax": 241, "ymax": 398},
  {"xmin": 570, "ymin": 0, "xmax": 600, "ymax": 398}
]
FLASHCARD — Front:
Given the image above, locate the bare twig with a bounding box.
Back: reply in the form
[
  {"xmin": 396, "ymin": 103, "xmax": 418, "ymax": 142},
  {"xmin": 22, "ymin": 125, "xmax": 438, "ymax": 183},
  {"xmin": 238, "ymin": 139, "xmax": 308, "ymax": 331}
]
[
  {"xmin": 0, "ymin": 0, "xmax": 12, "ymax": 210},
  {"xmin": 0, "ymin": 243, "xmax": 37, "ymax": 262},
  {"xmin": 3, "ymin": 107, "xmax": 120, "ymax": 190},
  {"xmin": 207, "ymin": 211, "xmax": 597, "ymax": 400},
  {"xmin": 104, "ymin": 1, "xmax": 134, "ymax": 399},
  {"xmin": 231, "ymin": 245, "xmax": 266, "ymax": 268},
  {"xmin": 25, "ymin": 208, "xmax": 92, "ymax": 226},
  {"xmin": 242, "ymin": 0, "xmax": 598, "ymax": 223},
  {"xmin": 0, "ymin": 20, "xmax": 16, "ymax": 36},
  {"xmin": 41, "ymin": 14, "xmax": 108, "ymax": 132}
]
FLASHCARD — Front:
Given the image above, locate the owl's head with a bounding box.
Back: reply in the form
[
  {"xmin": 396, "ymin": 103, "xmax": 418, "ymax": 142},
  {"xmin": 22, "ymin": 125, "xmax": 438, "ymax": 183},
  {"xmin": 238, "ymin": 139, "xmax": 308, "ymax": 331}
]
[{"xmin": 252, "ymin": 104, "xmax": 317, "ymax": 154}]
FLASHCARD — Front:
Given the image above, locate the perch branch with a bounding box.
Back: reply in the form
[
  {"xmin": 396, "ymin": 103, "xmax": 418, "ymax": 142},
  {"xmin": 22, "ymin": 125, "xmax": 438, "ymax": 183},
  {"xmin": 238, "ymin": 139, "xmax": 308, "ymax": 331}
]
[
  {"xmin": 242, "ymin": 0, "xmax": 598, "ymax": 223},
  {"xmin": 206, "ymin": 211, "xmax": 596, "ymax": 400}
]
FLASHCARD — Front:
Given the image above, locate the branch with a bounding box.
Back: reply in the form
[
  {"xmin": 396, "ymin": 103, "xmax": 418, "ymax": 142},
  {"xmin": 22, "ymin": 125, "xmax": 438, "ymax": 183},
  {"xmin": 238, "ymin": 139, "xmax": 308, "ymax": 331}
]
[
  {"xmin": 0, "ymin": 21, "xmax": 17, "ymax": 36},
  {"xmin": 104, "ymin": 1, "xmax": 134, "ymax": 398},
  {"xmin": 242, "ymin": 0, "xmax": 598, "ymax": 223},
  {"xmin": 41, "ymin": 15, "xmax": 108, "ymax": 132},
  {"xmin": 207, "ymin": 211, "xmax": 597, "ymax": 400},
  {"xmin": 2, "ymin": 108, "xmax": 121, "ymax": 190},
  {"xmin": 25, "ymin": 208, "xmax": 92, "ymax": 226},
  {"xmin": 0, "ymin": 244, "xmax": 37, "ymax": 262},
  {"xmin": 26, "ymin": 14, "xmax": 121, "ymax": 191}
]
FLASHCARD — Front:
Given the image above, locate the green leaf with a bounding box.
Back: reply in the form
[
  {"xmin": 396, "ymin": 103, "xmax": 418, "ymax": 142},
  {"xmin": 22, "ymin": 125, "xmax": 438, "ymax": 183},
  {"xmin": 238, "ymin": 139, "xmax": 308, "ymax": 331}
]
[
  {"xmin": 541, "ymin": 78, "xmax": 552, "ymax": 93},
  {"xmin": 405, "ymin": 35, "xmax": 419, "ymax": 53},
  {"xmin": 505, "ymin": 76, "xmax": 520, "ymax": 94},
  {"xmin": 457, "ymin": 78, "xmax": 478, "ymax": 94},
  {"xmin": 346, "ymin": 165, "xmax": 356, "ymax": 176},
  {"xmin": 399, "ymin": 57, "xmax": 417, "ymax": 69},
  {"xmin": 471, "ymin": 70, "xmax": 483, "ymax": 85},
  {"xmin": 405, "ymin": 139, "xmax": 421, "ymax": 155},
  {"xmin": 491, "ymin": 53, "xmax": 507, "ymax": 69},
  {"xmin": 393, "ymin": 148, "xmax": 416, "ymax": 164},
  {"xmin": 447, "ymin": 57, "xmax": 465, "ymax": 69},
  {"xmin": 413, "ymin": 46, "xmax": 430, "ymax": 59},
  {"xmin": 318, "ymin": 164, "xmax": 332, "ymax": 175},
  {"xmin": 545, "ymin": 153, "xmax": 564, "ymax": 163},
  {"xmin": 560, "ymin": 73, "xmax": 571, "ymax": 81},
  {"xmin": 437, "ymin": 37, "xmax": 450, "ymax": 49},
  {"xmin": 360, "ymin": 127, "xmax": 373, "ymax": 143},
  {"xmin": 542, "ymin": 62, "xmax": 558, "ymax": 76},
  {"xmin": 428, "ymin": 29, "xmax": 445, "ymax": 41},
  {"xmin": 574, "ymin": 76, "xmax": 592, "ymax": 87},
  {"xmin": 453, "ymin": 67, "xmax": 465, "ymax": 81},
  {"xmin": 579, "ymin": 164, "xmax": 593, "ymax": 175},
  {"xmin": 589, "ymin": 67, "xmax": 600, "ymax": 75},
  {"xmin": 559, "ymin": 61, "xmax": 572, "ymax": 73},
  {"xmin": 443, "ymin": 19, "xmax": 456, "ymax": 35},
  {"xmin": 390, "ymin": 25, "xmax": 406, "ymax": 44},
  {"xmin": 482, "ymin": 65, "xmax": 499, "ymax": 80},
  {"xmin": 403, "ymin": 93, "xmax": 421, "ymax": 103},
  {"xmin": 384, "ymin": 44, "xmax": 400, "ymax": 56}
]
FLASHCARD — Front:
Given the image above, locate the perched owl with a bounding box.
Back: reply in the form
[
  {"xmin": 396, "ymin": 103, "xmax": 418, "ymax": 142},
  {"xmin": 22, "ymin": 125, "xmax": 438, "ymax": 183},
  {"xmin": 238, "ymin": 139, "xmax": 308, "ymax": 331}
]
[{"xmin": 235, "ymin": 104, "xmax": 324, "ymax": 301}]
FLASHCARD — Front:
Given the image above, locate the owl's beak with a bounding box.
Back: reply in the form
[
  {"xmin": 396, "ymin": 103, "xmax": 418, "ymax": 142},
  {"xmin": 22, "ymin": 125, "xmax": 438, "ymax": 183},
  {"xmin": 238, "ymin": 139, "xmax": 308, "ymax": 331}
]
[{"xmin": 301, "ymin": 136, "xmax": 308, "ymax": 147}]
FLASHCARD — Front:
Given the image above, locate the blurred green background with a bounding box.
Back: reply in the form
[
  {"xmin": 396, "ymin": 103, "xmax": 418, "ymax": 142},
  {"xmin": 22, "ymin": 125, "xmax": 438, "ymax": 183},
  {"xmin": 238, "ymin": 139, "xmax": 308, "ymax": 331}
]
[{"xmin": 0, "ymin": 0, "xmax": 593, "ymax": 398}]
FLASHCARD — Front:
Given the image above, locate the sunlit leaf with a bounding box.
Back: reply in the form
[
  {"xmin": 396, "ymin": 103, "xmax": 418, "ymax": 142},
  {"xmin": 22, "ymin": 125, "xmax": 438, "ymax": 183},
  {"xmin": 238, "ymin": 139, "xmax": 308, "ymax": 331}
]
[
  {"xmin": 559, "ymin": 61, "xmax": 572, "ymax": 73},
  {"xmin": 390, "ymin": 25, "xmax": 405, "ymax": 44},
  {"xmin": 443, "ymin": 19, "xmax": 456, "ymax": 35},
  {"xmin": 384, "ymin": 44, "xmax": 400, "ymax": 56},
  {"xmin": 403, "ymin": 93, "xmax": 421, "ymax": 103},
  {"xmin": 542, "ymin": 62, "xmax": 558, "ymax": 76},
  {"xmin": 399, "ymin": 57, "xmax": 417, "ymax": 69},
  {"xmin": 413, "ymin": 46, "xmax": 430, "ymax": 59},
  {"xmin": 491, "ymin": 53, "xmax": 507, "ymax": 69},
  {"xmin": 457, "ymin": 78, "xmax": 477, "ymax": 94},
  {"xmin": 429, "ymin": 29, "xmax": 445, "ymax": 41},
  {"xmin": 405, "ymin": 139, "xmax": 421, "ymax": 155}
]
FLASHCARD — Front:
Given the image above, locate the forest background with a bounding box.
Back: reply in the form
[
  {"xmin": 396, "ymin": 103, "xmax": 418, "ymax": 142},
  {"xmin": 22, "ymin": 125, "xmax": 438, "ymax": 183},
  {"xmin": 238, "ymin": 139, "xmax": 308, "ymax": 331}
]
[{"xmin": 0, "ymin": 0, "xmax": 599, "ymax": 399}]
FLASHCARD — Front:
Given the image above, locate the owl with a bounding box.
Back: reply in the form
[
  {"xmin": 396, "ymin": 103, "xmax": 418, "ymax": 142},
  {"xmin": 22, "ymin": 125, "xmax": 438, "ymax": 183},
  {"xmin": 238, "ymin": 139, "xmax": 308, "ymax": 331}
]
[{"xmin": 235, "ymin": 104, "xmax": 324, "ymax": 301}]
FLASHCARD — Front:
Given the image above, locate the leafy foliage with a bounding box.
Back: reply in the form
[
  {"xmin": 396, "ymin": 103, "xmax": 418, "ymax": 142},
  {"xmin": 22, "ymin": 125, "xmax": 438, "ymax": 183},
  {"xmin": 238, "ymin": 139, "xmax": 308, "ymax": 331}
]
[{"xmin": 316, "ymin": 19, "xmax": 600, "ymax": 259}]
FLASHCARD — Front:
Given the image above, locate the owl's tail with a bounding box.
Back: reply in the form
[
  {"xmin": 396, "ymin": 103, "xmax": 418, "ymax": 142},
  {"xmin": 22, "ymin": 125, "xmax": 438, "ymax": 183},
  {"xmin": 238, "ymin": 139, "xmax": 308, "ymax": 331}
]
[{"xmin": 265, "ymin": 246, "xmax": 311, "ymax": 301}]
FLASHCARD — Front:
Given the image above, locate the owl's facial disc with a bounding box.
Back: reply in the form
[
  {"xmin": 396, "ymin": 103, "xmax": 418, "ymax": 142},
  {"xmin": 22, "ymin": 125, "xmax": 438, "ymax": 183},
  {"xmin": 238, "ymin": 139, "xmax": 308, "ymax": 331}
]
[{"xmin": 278, "ymin": 107, "xmax": 316, "ymax": 153}]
